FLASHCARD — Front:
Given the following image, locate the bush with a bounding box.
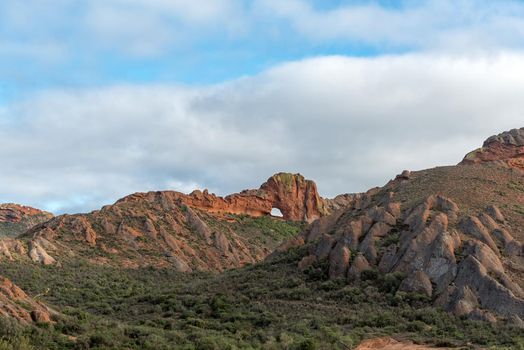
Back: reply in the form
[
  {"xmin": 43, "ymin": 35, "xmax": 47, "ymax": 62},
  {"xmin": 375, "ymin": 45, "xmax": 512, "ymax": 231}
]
[{"xmin": 293, "ymin": 338, "xmax": 319, "ymax": 350}]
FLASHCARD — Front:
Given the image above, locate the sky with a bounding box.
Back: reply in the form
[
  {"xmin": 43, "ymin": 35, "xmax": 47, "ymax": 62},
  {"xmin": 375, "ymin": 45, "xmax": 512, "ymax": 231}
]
[{"xmin": 1, "ymin": 0, "xmax": 524, "ymax": 214}]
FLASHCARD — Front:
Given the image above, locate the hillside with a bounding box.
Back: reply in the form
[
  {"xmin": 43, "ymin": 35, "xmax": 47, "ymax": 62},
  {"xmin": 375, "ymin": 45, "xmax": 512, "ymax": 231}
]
[
  {"xmin": 270, "ymin": 128, "xmax": 524, "ymax": 326},
  {"xmin": 0, "ymin": 128, "xmax": 522, "ymax": 349},
  {"xmin": 1, "ymin": 173, "xmax": 357, "ymax": 271},
  {"xmin": 0, "ymin": 276, "xmax": 52, "ymax": 325},
  {"xmin": 0, "ymin": 204, "xmax": 53, "ymax": 238}
]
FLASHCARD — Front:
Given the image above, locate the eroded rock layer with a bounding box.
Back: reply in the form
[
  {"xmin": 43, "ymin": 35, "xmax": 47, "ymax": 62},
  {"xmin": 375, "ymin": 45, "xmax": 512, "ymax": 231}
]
[
  {"xmin": 461, "ymin": 127, "xmax": 524, "ymax": 171},
  {"xmin": 278, "ymin": 173, "xmax": 524, "ymax": 321},
  {"xmin": 0, "ymin": 276, "xmax": 52, "ymax": 324},
  {"xmin": 0, "ymin": 204, "xmax": 53, "ymax": 238},
  {"xmin": 119, "ymin": 172, "xmax": 354, "ymax": 223},
  {"xmin": 0, "ymin": 173, "xmax": 355, "ymax": 271}
]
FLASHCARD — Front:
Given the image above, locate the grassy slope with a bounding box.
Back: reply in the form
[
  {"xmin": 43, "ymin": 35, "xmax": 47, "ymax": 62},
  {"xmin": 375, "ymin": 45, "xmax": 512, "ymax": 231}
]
[
  {"xmin": 0, "ymin": 247, "xmax": 522, "ymax": 350},
  {"xmin": 385, "ymin": 164, "xmax": 524, "ymax": 240}
]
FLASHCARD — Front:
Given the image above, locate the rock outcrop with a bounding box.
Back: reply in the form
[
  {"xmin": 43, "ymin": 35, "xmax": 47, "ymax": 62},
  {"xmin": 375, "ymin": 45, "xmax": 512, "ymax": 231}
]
[
  {"xmin": 283, "ymin": 189, "xmax": 524, "ymax": 321},
  {"xmin": 13, "ymin": 197, "xmax": 268, "ymax": 271},
  {"xmin": 0, "ymin": 204, "xmax": 53, "ymax": 238},
  {"xmin": 119, "ymin": 172, "xmax": 355, "ymax": 223},
  {"xmin": 0, "ymin": 173, "xmax": 357, "ymax": 271},
  {"xmin": 460, "ymin": 127, "xmax": 524, "ymax": 171},
  {"xmin": 0, "ymin": 276, "xmax": 52, "ymax": 324}
]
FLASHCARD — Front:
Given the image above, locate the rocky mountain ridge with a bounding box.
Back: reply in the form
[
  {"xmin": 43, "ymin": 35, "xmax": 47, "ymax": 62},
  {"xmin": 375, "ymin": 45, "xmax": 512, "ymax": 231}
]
[
  {"xmin": 0, "ymin": 173, "xmax": 355, "ymax": 271},
  {"xmin": 118, "ymin": 172, "xmax": 356, "ymax": 223},
  {"xmin": 0, "ymin": 127, "xmax": 523, "ymax": 348},
  {"xmin": 283, "ymin": 190, "xmax": 523, "ymax": 321},
  {"xmin": 274, "ymin": 127, "xmax": 524, "ymax": 323},
  {"xmin": 461, "ymin": 127, "xmax": 524, "ymax": 171},
  {"xmin": 0, "ymin": 203, "xmax": 53, "ymax": 238}
]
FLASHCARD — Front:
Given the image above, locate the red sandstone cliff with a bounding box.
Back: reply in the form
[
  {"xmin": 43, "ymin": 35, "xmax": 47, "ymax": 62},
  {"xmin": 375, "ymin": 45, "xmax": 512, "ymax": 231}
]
[{"xmin": 119, "ymin": 172, "xmax": 356, "ymax": 223}]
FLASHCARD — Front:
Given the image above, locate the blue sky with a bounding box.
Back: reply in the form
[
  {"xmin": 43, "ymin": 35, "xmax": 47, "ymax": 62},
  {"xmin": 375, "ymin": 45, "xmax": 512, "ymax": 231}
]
[
  {"xmin": 4, "ymin": 0, "xmax": 524, "ymax": 99},
  {"xmin": 2, "ymin": 0, "xmax": 524, "ymax": 213},
  {"xmin": 0, "ymin": 0, "xmax": 403, "ymax": 98}
]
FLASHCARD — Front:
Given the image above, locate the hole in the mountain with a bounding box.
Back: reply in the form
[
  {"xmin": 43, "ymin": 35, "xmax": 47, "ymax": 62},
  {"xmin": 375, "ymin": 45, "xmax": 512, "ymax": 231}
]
[{"xmin": 271, "ymin": 207, "xmax": 283, "ymax": 217}]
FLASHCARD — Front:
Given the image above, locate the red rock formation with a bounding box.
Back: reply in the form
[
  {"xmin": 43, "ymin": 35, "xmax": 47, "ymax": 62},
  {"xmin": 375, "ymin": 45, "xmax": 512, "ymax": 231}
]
[
  {"xmin": 3, "ymin": 173, "xmax": 358, "ymax": 272},
  {"xmin": 460, "ymin": 127, "xmax": 524, "ymax": 171},
  {"xmin": 0, "ymin": 276, "xmax": 52, "ymax": 324},
  {"xmin": 119, "ymin": 173, "xmax": 355, "ymax": 223},
  {"xmin": 0, "ymin": 204, "xmax": 53, "ymax": 238},
  {"xmin": 0, "ymin": 204, "xmax": 52, "ymax": 223}
]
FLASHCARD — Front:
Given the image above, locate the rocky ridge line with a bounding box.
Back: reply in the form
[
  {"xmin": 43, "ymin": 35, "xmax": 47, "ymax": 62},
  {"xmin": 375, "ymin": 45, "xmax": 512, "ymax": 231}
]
[
  {"xmin": 460, "ymin": 127, "xmax": 524, "ymax": 171},
  {"xmin": 118, "ymin": 172, "xmax": 357, "ymax": 223},
  {"xmin": 0, "ymin": 173, "xmax": 358, "ymax": 271},
  {"xmin": 279, "ymin": 188, "xmax": 524, "ymax": 322},
  {"xmin": 0, "ymin": 203, "xmax": 53, "ymax": 238}
]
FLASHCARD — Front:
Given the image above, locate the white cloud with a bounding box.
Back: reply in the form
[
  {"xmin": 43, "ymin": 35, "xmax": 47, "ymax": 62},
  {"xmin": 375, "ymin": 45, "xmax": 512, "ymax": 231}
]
[
  {"xmin": 1, "ymin": 53, "xmax": 523, "ymax": 213},
  {"xmin": 256, "ymin": 0, "xmax": 524, "ymax": 52},
  {"xmin": 83, "ymin": 0, "xmax": 246, "ymax": 56}
]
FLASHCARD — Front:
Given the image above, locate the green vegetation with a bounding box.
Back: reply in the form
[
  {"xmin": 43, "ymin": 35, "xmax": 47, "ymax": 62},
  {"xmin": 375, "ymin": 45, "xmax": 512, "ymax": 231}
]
[
  {"xmin": 0, "ymin": 248, "xmax": 523, "ymax": 349},
  {"xmin": 462, "ymin": 148, "xmax": 482, "ymax": 161},
  {"xmin": 231, "ymin": 215, "xmax": 306, "ymax": 243},
  {"xmin": 508, "ymin": 181, "xmax": 524, "ymax": 193},
  {"xmin": 0, "ymin": 222, "xmax": 35, "ymax": 238},
  {"xmin": 514, "ymin": 204, "xmax": 524, "ymax": 216},
  {"xmin": 274, "ymin": 173, "xmax": 299, "ymax": 191}
]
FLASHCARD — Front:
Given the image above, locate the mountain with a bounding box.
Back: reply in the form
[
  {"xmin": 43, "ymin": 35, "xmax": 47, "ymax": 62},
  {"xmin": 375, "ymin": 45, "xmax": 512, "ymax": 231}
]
[
  {"xmin": 1, "ymin": 173, "xmax": 355, "ymax": 271},
  {"xmin": 0, "ymin": 203, "xmax": 53, "ymax": 238},
  {"xmin": 0, "ymin": 129, "xmax": 523, "ymax": 349},
  {"xmin": 274, "ymin": 128, "xmax": 524, "ymax": 323}
]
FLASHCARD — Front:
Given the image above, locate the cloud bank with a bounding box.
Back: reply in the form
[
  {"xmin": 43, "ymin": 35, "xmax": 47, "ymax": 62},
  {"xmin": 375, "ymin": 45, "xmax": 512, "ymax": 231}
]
[{"xmin": 1, "ymin": 53, "xmax": 523, "ymax": 213}]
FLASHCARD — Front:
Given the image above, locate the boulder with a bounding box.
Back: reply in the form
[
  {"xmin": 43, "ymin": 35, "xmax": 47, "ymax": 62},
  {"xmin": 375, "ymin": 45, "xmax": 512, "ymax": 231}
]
[
  {"xmin": 28, "ymin": 240, "xmax": 56, "ymax": 265},
  {"xmin": 487, "ymin": 205, "xmax": 505, "ymax": 222},
  {"xmin": 329, "ymin": 242, "xmax": 351, "ymax": 279},
  {"xmin": 348, "ymin": 254, "xmax": 371, "ymax": 280},
  {"xmin": 398, "ymin": 271, "xmax": 433, "ymax": 297},
  {"xmin": 460, "ymin": 216, "xmax": 499, "ymax": 254}
]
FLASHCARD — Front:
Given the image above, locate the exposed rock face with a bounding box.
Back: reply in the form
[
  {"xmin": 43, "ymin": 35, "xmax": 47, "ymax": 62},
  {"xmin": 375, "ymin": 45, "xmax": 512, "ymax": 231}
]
[
  {"xmin": 398, "ymin": 271, "xmax": 433, "ymax": 297},
  {"xmin": 2, "ymin": 173, "xmax": 359, "ymax": 271},
  {"xmin": 0, "ymin": 276, "xmax": 52, "ymax": 324},
  {"xmin": 280, "ymin": 190, "xmax": 524, "ymax": 321},
  {"xmin": 28, "ymin": 238, "xmax": 57, "ymax": 265},
  {"xmin": 1, "ymin": 174, "xmax": 351, "ymax": 269},
  {"xmin": 0, "ymin": 204, "xmax": 53, "ymax": 237},
  {"xmin": 13, "ymin": 198, "xmax": 268, "ymax": 271},
  {"xmin": 6, "ymin": 173, "xmax": 354, "ymax": 274},
  {"xmin": 120, "ymin": 173, "xmax": 356, "ymax": 223},
  {"xmin": 460, "ymin": 127, "xmax": 524, "ymax": 171}
]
